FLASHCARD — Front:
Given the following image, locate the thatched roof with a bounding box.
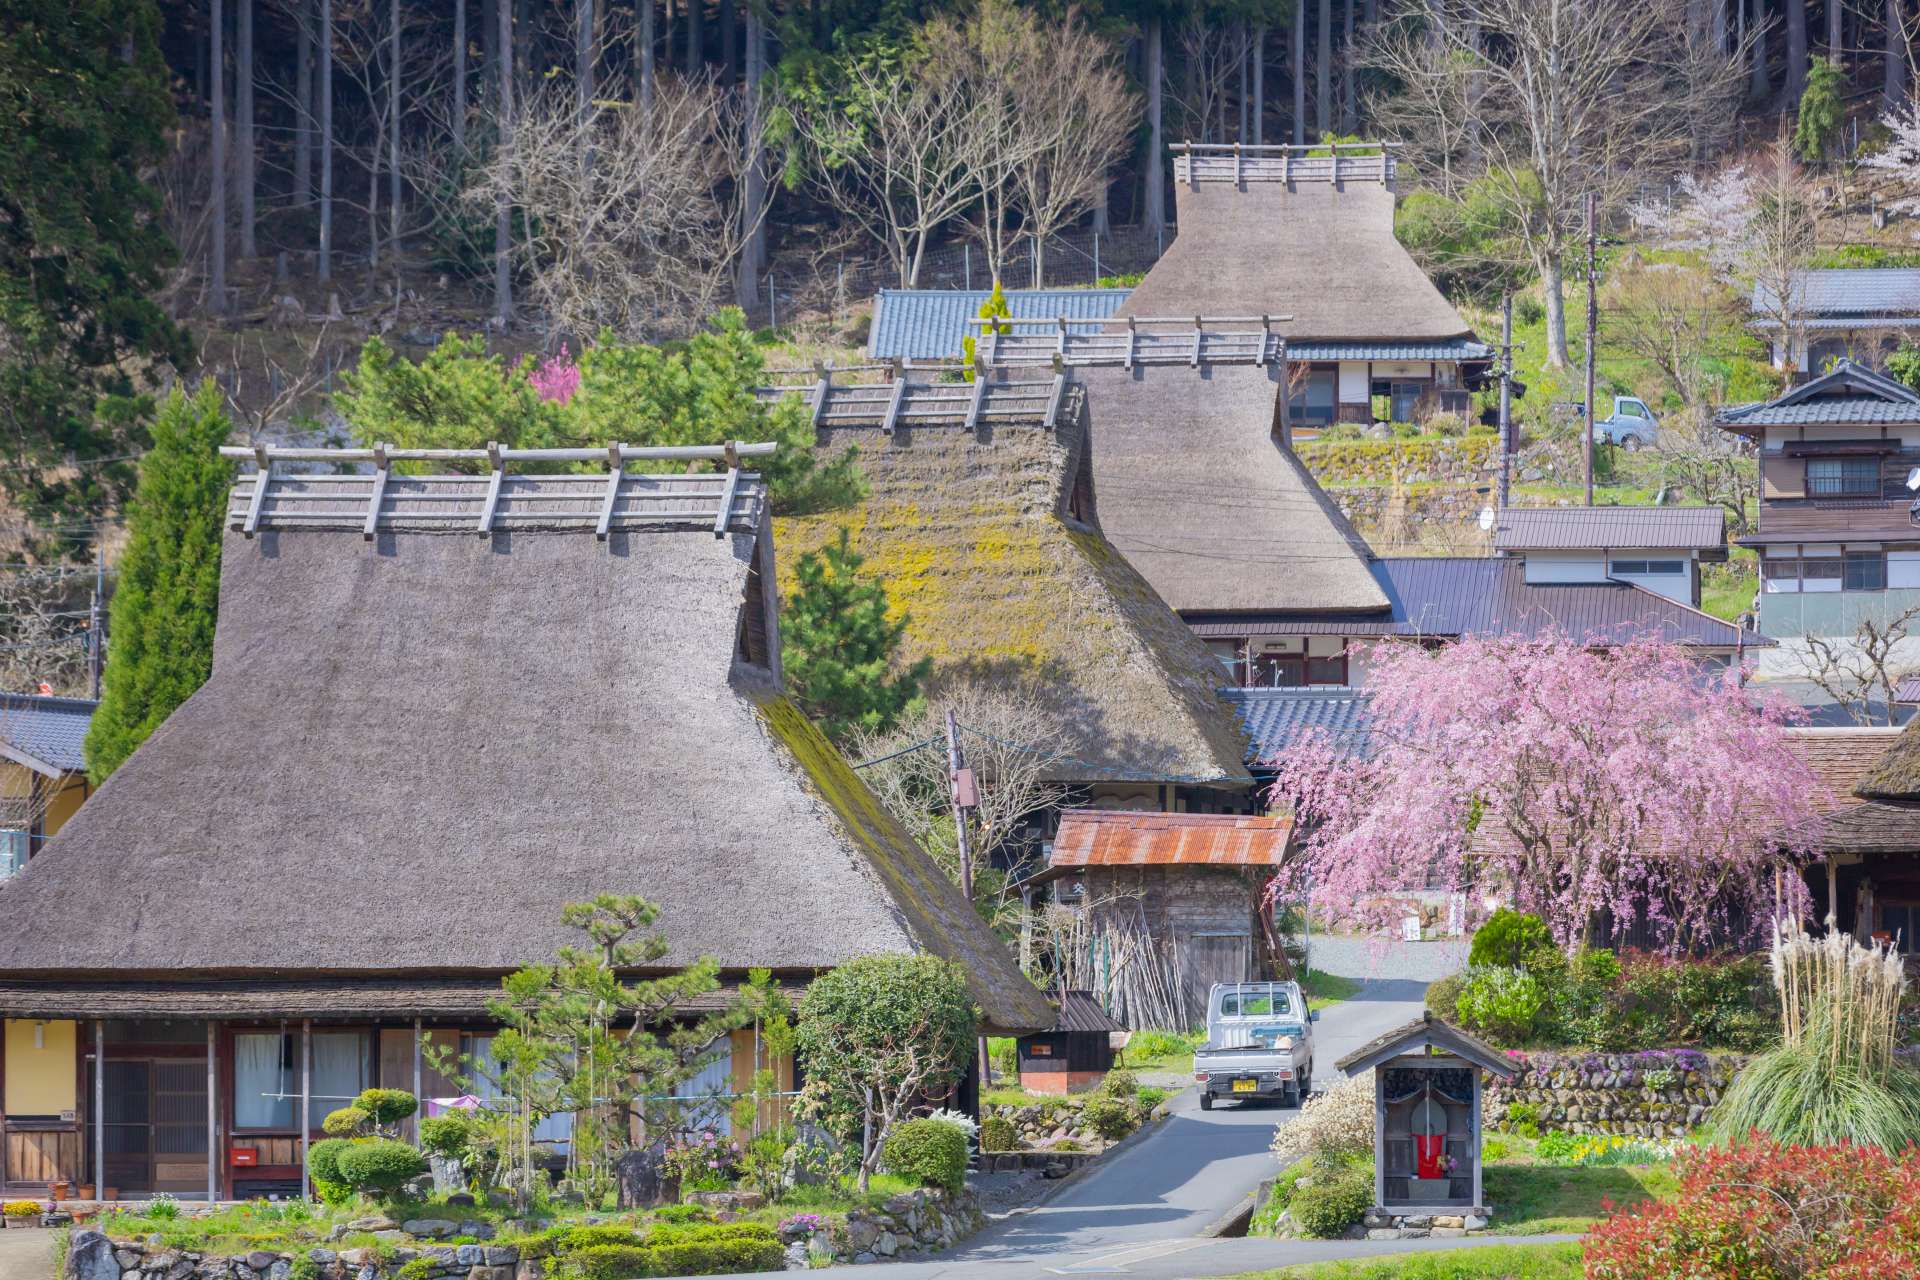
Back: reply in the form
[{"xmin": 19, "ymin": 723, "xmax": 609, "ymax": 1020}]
[
  {"xmin": 1073, "ymin": 364, "xmax": 1388, "ymax": 614},
  {"xmin": 772, "ymin": 399, "xmax": 1252, "ymax": 787},
  {"xmin": 1117, "ymin": 178, "xmax": 1472, "ymax": 340},
  {"xmin": 1852, "ymin": 717, "xmax": 1920, "ymax": 803},
  {"xmin": 0, "ymin": 488, "xmax": 1051, "ymax": 1033}
]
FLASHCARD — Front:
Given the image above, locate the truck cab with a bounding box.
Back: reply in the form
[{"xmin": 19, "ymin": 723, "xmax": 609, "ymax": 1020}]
[
  {"xmin": 1592, "ymin": 396, "xmax": 1658, "ymax": 450},
  {"xmin": 1192, "ymin": 980, "xmax": 1318, "ymax": 1110}
]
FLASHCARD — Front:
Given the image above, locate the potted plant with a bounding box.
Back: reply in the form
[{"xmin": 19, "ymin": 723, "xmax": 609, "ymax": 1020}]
[{"xmin": 3, "ymin": 1201, "xmax": 44, "ymax": 1229}]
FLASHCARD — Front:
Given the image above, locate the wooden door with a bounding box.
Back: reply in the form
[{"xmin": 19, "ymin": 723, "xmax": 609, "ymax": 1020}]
[
  {"xmin": 1181, "ymin": 933, "xmax": 1250, "ymax": 1028},
  {"xmin": 96, "ymin": 1060, "xmax": 208, "ymax": 1195}
]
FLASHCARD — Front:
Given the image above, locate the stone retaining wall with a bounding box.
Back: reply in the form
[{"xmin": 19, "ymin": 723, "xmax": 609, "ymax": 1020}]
[
  {"xmin": 809, "ymin": 1187, "xmax": 980, "ymax": 1267},
  {"xmin": 1295, "ymin": 437, "xmax": 1499, "ymax": 488},
  {"xmin": 1483, "ymin": 1050, "xmax": 1746, "ymax": 1138}
]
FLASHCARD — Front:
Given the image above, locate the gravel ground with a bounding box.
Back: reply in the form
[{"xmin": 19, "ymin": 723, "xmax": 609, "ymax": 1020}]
[
  {"xmin": 970, "ymin": 1166, "xmax": 1058, "ymax": 1217},
  {"xmin": 1305, "ymin": 933, "xmax": 1470, "ymax": 983}
]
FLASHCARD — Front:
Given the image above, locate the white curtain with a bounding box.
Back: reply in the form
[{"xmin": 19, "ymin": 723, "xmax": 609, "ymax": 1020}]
[
  {"xmin": 680, "ymin": 1040, "xmax": 733, "ymax": 1137},
  {"xmin": 463, "ymin": 1035, "xmax": 574, "ymax": 1148},
  {"xmin": 234, "ymin": 1033, "xmax": 294, "ymax": 1129},
  {"xmin": 308, "ymin": 1032, "xmax": 368, "ymax": 1130}
]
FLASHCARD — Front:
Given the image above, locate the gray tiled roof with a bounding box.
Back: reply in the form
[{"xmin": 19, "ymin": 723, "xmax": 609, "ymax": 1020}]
[
  {"xmin": 0, "ymin": 694, "xmax": 97, "ymax": 773},
  {"xmin": 1719, "ymin": 398, "xmax": 1920, "ymax": 425},
  {"xmin": 1187, "ymin": 557, "xmax": 1767, "ymax": 648},
  {"xmin": 1493, "ymin": 505, "xmax": 1724, "ymax": 552},
  {"xmin": 1286, "ymin": 338, "xmax": 1493, "ymax": 361},
  {"xmin": 1223, "ymin": 688, "xmax": 1373, "ymax": 767},
  {"xmin": 868, "ymin": 288, "xmax": 1132, "ymax": 361},
  {"xmin": 1754, "ymin": 269, "xmax": 1920, "ymax": 317}
]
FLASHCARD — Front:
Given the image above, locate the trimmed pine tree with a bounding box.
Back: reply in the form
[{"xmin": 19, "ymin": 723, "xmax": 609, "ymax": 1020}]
[
  {"xmin": 84, "ymin": 382, "xmax": 232, "ymax": 783},
  {"xmin": 781, "ymin": 528, "xmax": 929, "ymax": 742}
]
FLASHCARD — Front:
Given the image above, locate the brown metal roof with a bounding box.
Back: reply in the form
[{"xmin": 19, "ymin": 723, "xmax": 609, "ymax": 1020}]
[
  {"xmin": 1493, "ymin": 506, "xmax": 1725, "ymax": 552},
  {"xmin": 1032, "ymin": 808, "xmax": 1293, "ymax": 883}
]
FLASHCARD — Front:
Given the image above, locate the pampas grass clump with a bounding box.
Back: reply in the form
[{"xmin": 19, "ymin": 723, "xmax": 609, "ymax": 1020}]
[{"xmin": 1711, "ymin": 917, "xmax": 1920, "ymax": 1151}]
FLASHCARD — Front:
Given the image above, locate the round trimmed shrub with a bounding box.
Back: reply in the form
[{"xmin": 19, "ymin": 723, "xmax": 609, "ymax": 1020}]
[
  {"xmin": 416, "ymin": 1114, "xmax": 471, "ymax": 1160},
  {"xmin": 322, "ymin": 1106, "xmax": 370, "ymax": 1137},
  {"xmin": 881, "ymin": 1118, "xmax": 969, "ymax": 1193},
  {"xmin": 354, "ymin": 1088, "xmax": 419, "ymax": 1129},
  {"xmin": 1288, "ymin": 1158, "xmax": 1372, "ymax": 1238},
  {"xmin": 1079, "ymin": 1093, "xmax": 1137, "ymax": 1141},
  {"xmin": 1098, "ymin": 1069, "xmax": 1138, "ymax": 1098},
  {"xmin": 1468, "ymin": 909, "xmax": 1551, "ymax": 969},
  {"xmin": 979, "ymin": 1115, "xmax": 1016, "ymax": 1152},
  {"xmin": 334, "ymin": 1138, "xmax": 428, "ymax": 1196},
  {"xmin": 1454, "ymin": 965, "xmax": 1545, "ymax": 1044},
  {"xmin": 307, "ymin": 1137, "xmax": 357, "ymax": 1206}
]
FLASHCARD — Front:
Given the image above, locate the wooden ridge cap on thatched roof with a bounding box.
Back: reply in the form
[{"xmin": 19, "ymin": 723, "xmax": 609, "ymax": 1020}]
[
  {"xmin": 772, "ymin": 406, "xmax": 1251, "ymax": 786},
  {"xmin": 0, "ymin": 514, "xmax": 1051, "ymax": 1033}
]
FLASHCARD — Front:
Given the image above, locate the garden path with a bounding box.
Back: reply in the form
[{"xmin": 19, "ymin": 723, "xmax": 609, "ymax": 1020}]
[{"xmin": 0, "ymin": 1224, "xmax": 53, "ymax": 1279}]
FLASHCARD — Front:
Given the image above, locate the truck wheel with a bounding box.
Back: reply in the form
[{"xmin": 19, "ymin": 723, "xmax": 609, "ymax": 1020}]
[
  {"xmin": 1620, "ymin": 434, "xmax": 1642, "ymax": 451},
  {"xmin": 1300, "ymin": 1066, "xmax": 1312, "ymax": 1096},
  {"xmin": 1200, "ymin": 1092, "xmax": 1213, "ymax": 1111}
]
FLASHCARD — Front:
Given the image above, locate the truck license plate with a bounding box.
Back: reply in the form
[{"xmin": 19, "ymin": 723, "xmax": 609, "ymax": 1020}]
[{"xmin": 1232, "ymin": 1078, "xmax": 1258, "ymax": 1093}]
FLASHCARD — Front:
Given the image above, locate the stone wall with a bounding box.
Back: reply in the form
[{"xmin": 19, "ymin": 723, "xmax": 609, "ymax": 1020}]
[
  {"xmin": 1482, "ymin": 1050, "xmax": 1747, "ymax": 1138},
  {"xmin": 810, "ymin": 1187, "xmax": 980, "ymax": 1267}
]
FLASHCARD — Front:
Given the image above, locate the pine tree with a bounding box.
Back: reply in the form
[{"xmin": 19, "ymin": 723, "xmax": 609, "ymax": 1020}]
[
  {"xmin": 781, "ymin": 528, "xmax": 929, "ymax": 742},
  {"xmin": 85, "ymin": 383, "xmax": 233, "ymax": 783},
  {"xmin": 0, "ymin": 0, "xmax": 188, "ymax": 547}
]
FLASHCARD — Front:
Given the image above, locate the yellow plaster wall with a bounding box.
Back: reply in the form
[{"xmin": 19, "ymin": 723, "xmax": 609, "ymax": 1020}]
[
  {"xmin": 43, "ymin": 777, "xmax": 88, "ymax": 836},
  {"xmin": 4, "ymin": 1019, "xmax": 77, "ymax": 1115}
]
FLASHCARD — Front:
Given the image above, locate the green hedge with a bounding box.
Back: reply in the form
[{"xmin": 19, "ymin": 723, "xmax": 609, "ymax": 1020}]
[
  {"xmin": 1289, "ymin": 1157, "xmax": 1374, "ymax": 1238},
  {"xmin": 551, "ymin": 1224, "xmax": 784, "ymax": 1278}
]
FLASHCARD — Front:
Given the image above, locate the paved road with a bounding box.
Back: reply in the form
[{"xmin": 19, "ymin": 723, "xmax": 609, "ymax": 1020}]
[
  {"xmin": 0, "ymin": 1225, "xmax": 52, "ymax": 1280},
  {"xmin": 735, "ymin": 979, "xmax": 1438, "ymax": 1279}
]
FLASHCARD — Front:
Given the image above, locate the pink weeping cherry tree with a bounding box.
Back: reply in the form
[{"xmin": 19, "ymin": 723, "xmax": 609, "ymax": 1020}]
[{"xmin": 1270, "ymin": 633, "xmax": 1828, "ymax": 954}]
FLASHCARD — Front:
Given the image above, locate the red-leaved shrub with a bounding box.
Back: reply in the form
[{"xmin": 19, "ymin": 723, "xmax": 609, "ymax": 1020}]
[{"xmin": 1584, "ymin": 1133, "xmax": 1920, "ymax": 1279}]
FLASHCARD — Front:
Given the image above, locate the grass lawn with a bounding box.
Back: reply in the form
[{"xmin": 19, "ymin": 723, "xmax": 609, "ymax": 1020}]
[
  {"xmin": 1700, "ymin": 547, "xmax": 1758, "ymax": 623},
  {"xmin": 1301, "ymin": 970, "xmax": 1362, "ymax": 1011},
  {"xmin": 1228, "ymin": 1241, "xmax": 1583, "ymax": 1279},
  {"xmin": 1482, "ymin": 1162, "xmax": 1676, "ymax": 1235}
]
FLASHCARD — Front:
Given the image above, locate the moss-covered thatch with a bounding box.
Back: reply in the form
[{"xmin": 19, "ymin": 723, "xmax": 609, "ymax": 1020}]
[
  {"xmin": 1854, "ymin": 717, "xmax": 1920, "ymax": 802},
  {"xmin": 774, "ymin": 417, "xmax": 1251, "ymax": 786}
]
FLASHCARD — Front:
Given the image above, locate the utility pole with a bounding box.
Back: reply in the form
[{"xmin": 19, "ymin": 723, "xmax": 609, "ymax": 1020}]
[
  {"xmin": 944, "ymin": 708, "xmax": 990, "ymax": 1106},
  {"xmin": 1583, "ymin": 190, "xmax": 1598, "ymax": 507},
  {"xmin": 88, "ymin": 543, "xmax": 104, "ymax": 700},
  {"xmin": 1498, "ymin": 293, "xmax": 1514, "ymax": 512}
]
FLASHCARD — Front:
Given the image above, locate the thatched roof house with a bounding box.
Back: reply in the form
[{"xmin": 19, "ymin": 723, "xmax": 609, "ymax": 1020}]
[
  {"xmin": 765, "ymin": 377, "xmax": 1252, "ymax": 794},
  {"xmin": 0, "ymin": 454, "xmax": 1047, "ymax": 1031}
]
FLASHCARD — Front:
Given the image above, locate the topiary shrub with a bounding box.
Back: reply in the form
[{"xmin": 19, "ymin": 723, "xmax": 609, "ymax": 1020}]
[
  {"xmin": 1078, "ymin": 1093, "xmax": 1137, "ymax": 1142},
  {"xmin": 1469, "ymin": 909, "xmax": 1552, "ymax": 969},
  {"xmin": 322, "ymin": 1106, "xmax": 371, "ymax": 1138},
  {"xmin": 979, "ymin": 1115, "xmax": 1016, "ymax": 1152},
  {"xmin": 335, "ymin": 1138, "xmax": 428, "ymax": 1197},
  {"xmin": 417, "ymin": 1114, "xmax": 471, "ymax": 1160},
  {"xmin": 307, "ymin": 1137, "xmax": 358, "ymax": 1206},
  {"xmin": 881, "ymin": 1118, "xmax": 969, "ymax": 1193},
  {"xmin": 354, "ymin": 1088, "xmax": 419, "ymax": 1132},
  {"xmin": 1287, "ymin": 1157, "xmax": 1373, "ymax": 1238}
]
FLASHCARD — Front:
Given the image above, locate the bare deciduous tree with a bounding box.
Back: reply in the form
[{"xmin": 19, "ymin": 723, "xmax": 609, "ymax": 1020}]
[
  {"xmin": 1601, "ymin": 252, "xmax": 1748, "ymax": 409},
  {"xmin": 1650, "ymin": 407, "xmax": 1759, "ymax": 536},
  {"xmin": 1798, "ymin": 603, "xmax": 1920, "ymax": 726},
  {"xmin": 1370, "ymin": 0, "xmax": 1748, "ymax": 367},
  {"xmin": 470, "ymin": 75, "xmax": 767, "ymax": 341},
  {"xmin": 851, "ymin": 683, "xmax": 1072, "ymax": 923}
]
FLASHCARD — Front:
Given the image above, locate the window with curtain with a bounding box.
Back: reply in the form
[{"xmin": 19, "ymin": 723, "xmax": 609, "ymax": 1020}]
[
  {"xmin": 308, "ymin": 1031, "xmax": 370, "ymax": 1130},
  {"xmin": 233, "ymin": 1033, "xmax": 295, "ymax": 1129},
  {"xmin": 1806, "ymin": 457, "xmax": 1880, "ymax": 497}
]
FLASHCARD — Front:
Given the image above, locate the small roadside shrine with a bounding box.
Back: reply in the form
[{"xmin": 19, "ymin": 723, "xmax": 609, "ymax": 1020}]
[{"xmin": 1334, "ymin": 1012, "xmax": 1517, "ymax": 1226}]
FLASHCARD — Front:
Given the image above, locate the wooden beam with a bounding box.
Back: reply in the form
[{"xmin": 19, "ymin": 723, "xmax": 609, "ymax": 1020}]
[
  {"xmin": 362, "ymin": 443, "xmax": 390, "ymax": 541},
  {"xmin": 810, "ymin": 372, "xmax": 830, "ymax": 429},
  {"xmin": 412, "ymin": 1019, "xmax": 422, "ymax": 1144},
  {"xmin": 596, "ymin": 445, "xmax": 625, "ymax": 541},
  {"xmin": 300, "ymin": 1020, "xmax": 311, "ymax": 1202},
  {"xmin": 1259, "ymin": 316, "xmax": 1273, "ymax": 367},
  {"xmin": 478, "ymin": 443, "xmax": 506, "ymax": 537},
  {"xmin": 965, "ymin": 373, "xmax": 987, "ymax": 428},
  {"xmin": 92, "ymin": 1020, "xmax": 103, "ymax": 1201},
  {"xmin": 1190, "ymin": 319, "xmax": 1203, "ymax": 368},
  {"xmin": 881, "ymin": 378, "xmax": 907, "ymax": 436},
  {"xmin": 1043, "ymin": 375, "xmax": 1067, "ymax": 429},
  {"xmin": 241, "ymin": 452, "xmax": 272, "ymax": 537},
  {"xmin": 713, "ymin": 467, "xmax": 743, "ymax": 539},
  {"xmin": 206, "ymin": 1022, "xmax": 217, "ymax": 1203}
]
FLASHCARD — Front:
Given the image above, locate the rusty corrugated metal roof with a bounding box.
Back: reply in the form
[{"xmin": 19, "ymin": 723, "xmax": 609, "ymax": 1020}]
[
  {"xmin": 1493, "ymin": 506, "xmax": 1724, "ymax": 552},
  {"xmin": 1041, "ymin": 808, "xmax": 1293, "ymax": 878}
]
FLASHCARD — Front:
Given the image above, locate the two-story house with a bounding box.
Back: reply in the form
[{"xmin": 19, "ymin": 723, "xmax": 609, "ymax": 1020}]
[
  {"xmin": 1717, "ymin": 360, "xmax": 1920, "ymax": 672},
  {"xmin": 1754, "ymin": 269, "xmax": 1920, "ymax": 376}
]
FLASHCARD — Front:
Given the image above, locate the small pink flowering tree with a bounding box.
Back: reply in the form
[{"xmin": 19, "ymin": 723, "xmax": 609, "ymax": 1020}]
[
  {"xmin": 529, "ymin": 344, "xmax": 581, "ymax": 404},
  {"xmin": 1270, "ymin": 633, "xmax": 1826, "ymax": 954}
]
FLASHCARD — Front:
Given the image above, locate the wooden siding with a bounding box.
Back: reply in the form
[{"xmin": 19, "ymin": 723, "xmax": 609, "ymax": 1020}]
[
  {"xmin": 4, "ymin": 1128, "xmax": 81, "ymax": 1187},
  {"xmin": 1079, "ymin": 866, "xmax": 1266, "ymax": 1023},
  {"xmin": 1759, "ymin": 449, "xmax": 1920, "ymax": 537}
]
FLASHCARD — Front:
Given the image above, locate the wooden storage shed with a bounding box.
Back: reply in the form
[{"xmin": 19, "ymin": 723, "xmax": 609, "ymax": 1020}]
[{"xmin": 1017, "ymin": 992, "xmax": 1125, "ymax": 1094}]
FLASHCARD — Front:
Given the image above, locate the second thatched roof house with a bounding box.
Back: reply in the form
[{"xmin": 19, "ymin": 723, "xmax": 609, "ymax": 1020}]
[{"xmin": 0, "ymin": 443, "xmax": 1049, "ymax": 1204}]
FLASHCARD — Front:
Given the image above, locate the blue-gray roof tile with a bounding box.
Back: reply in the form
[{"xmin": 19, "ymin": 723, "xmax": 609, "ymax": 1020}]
[
  {"xmin": 1286, "ymin": 338, "xmax": 1492, "ymax": 361},
  {"xmin": 1754, "ymin": 270, "xmax": 1920, "ymax": 317},
  {"xmin": 1224, "ymin": 688, "xmax": 1373, "ymax": 767},
  {"xmin": 0, "ymin": 694, "xmax": 97, "ymax": 773},
  {"xmin": 868, "ymin": 288, "xmax": 1133, "ymax": 361}
]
